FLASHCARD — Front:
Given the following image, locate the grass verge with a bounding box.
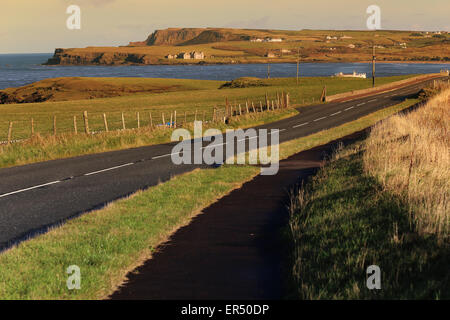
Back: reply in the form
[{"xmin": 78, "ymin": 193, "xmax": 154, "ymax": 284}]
[
  {"xmin": 0, "ymin": 108, "xmax": 297, "ymax": 168},
  {"xmin": 0, "ymin": 98, "xmax": 420, "ymax": 299},
  {"xmin": 288, "ymin": 140, "xmax": 449, "ymax": 299},
  {"xmin": 0, "ymin": 165, "xmax": 260, "ymax": 299}
]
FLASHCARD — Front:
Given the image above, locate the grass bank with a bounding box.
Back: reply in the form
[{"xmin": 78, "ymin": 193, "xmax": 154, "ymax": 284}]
[
  {"xmin": 0, "ymin": 75, "xmax": 414, "ymax": 141},
  {"xmin": 0, "ymin": 98, "xmax": 420, "ymax": 299},
  {"xmin": 0, "ymin": 108, "xmax": 297, "ymax": 168},
  {"xmin": 288, "ymin": 141, "xmax": 449, "ymax": 299},
  {"xmin": 288, "ymin": 90, "xmax": 449, "ymax": 299}
]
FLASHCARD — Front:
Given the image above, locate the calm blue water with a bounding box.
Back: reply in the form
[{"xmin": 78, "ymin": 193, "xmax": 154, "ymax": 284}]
[{"xmin": 0, "ymin": 53, "xmax": 448, "ymax": 90}]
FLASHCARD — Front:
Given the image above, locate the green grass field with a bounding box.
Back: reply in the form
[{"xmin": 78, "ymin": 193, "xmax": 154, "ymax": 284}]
[
  {"xmin": 0, "ymin": 98, "xmax": 420, "ymax": 300},
  {"xmin": 0, "ymin": 75, "xmax": 413, "ymax": 141},
  {"xmin": 288, "ymin": 140, "xmax": 449, "ymax": 299}
]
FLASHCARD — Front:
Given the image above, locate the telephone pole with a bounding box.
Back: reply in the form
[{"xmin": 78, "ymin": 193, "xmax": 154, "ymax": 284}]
[
  {"xmin": 267, "ymin": 63, "xmax": 271, "ymax": 79},
  {"xmin": 372, "ymin": 44, "xmax": 376, "ymax": 87},
  {"xmin": 296, "ymin": 48, "xmax": 300, "ymax": 85}
]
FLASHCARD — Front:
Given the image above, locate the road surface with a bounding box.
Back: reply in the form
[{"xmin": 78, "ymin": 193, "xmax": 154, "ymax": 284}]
[{"xmin": 0, "ymin": 76, "xmax": 443, "ymax": 250}]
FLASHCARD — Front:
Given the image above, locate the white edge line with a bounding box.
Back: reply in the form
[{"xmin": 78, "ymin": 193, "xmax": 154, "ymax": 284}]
[
  {"xmin": 330, "ymin": 111, "xmax": 341, "ymax": 116},
  {"xmin": 293, "ymin": 122, "xmax": 309, "ymax": 128},
  {"xmin": 0, "ymin": 180, "xmax": 61, "ymax": 198},
  {"xmin": 84, "ymin": 163, "xmax": 134, "ymax": 176}
]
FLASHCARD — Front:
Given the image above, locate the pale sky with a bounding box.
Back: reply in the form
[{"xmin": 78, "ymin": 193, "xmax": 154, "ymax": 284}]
[{"xmin": 1, "ymin": 0, "xmax": 449, "ymax": 53}]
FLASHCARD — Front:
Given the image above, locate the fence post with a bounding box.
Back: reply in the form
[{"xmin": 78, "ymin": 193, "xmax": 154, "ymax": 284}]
[
  {"xmin": 121, "ymin": 112, "xmax": 126, "ymax": 130},
  {"xmin": 149, "ymin": 112, "xmax": 153, "ymax": 128},
  {"xmin": 83, "ymin": 111, "xmax": 90, "ymax": 134},
  {"xmin": 103, "ymin": 113, "xmax": 109, "ymax": 132},
  {"xmin": 53, "ymin": 115, "xmax": 57, "ymax": 136},
  {"xmin": 73, "ymin": 115, "xmax": 78, "ymax": 134},
  {"xmin": 184, "ymin": 111, "xmax": 187, "ymax": 125},
  {"xmin": 195, "ymin": 109, "xmax": 197, "ymax": 121},
  {"xmin": 137, "ymin": 112, "xmax": 140, "ymax": 129},
  {"xmin": 259, "ymin": 101, "xmax": 263, "ymax": 112},
  {"xmin": 239, "ymin": 104, "xmax": 242, "ymax": 116},
  {"xmin": 31, "ymin": 118, "xmax": 34, "ymax": 137},
  {"xmin": 162, "ymin": 113, "xmax": 165, "ymax": 127},
  {"xmin": 286, "ymin": 93, "xmax": 290, "ymax": 108},
  {"xmin": 7, "ymin": 121, "xmax": 13, "ymax": 145},
  {"xmin": 174, "ymin": 110, "xmax": 177, "ymax": 128},
  {"xmin": 246, "ymin": 102, "xmax": 249, "ymax": 114},
  {"xmin": 170, "ymin": 113, "xmax": 173, "ymax": 128}
]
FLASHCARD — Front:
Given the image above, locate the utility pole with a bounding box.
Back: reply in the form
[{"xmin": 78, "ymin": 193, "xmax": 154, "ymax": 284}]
[
  {"xmin": 267, "ymin": 63, "xmax": 270, "ymax": 79},
  {"xmin": 296, "ymin": 48, "xmax": 300, "ymax": 85},
  {"xmin": 372, "ymin": 44, "xmax": 376, "ymax": 87}
]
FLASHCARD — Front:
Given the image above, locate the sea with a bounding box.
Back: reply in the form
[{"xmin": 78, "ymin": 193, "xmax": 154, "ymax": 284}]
[{"xmin": 0, "ymin": 53, "xmax": 448, "ymax": 90}]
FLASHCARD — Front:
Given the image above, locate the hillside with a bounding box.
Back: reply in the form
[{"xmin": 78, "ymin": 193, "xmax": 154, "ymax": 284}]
[{"xmin": 45, "ymin": 28, "xmax": 450, "ymax": 66}]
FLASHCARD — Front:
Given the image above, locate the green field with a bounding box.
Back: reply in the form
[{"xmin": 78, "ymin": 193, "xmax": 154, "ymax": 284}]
[
  {"xmin": 0, "ymin": 75, "xmax": 414, "ymax": 141},
  {"xmin": 288, "ymin": 139, "xmax": 449, "ymax": 299},
  {"xmin": 47, "ymin": 28, "xmax": 450, "ymax": 65},
  {"xmin": 0, "ymin": 98, "xmax": 420, "ymax": 300}
]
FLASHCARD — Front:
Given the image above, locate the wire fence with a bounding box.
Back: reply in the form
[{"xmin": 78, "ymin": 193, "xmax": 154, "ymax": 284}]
[{"xmin": 0, "ymin": 92, "xmax": 291, "ymax": 145}]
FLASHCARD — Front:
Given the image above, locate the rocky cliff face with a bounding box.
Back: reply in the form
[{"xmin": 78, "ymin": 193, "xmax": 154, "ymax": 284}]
[
  {"xmin": 45, "ymin": 49, "xmax": 155, "ymax": 65},
  {"xmin": 145, "ymin": 28, "xmax": 205, "ymax": 46},
  {"xmin": 145, "ymin": 28, "xmax": 250, "ymax": 46}
]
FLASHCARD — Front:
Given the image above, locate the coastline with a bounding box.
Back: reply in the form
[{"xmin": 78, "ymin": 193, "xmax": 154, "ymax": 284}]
[{"xmin": 42, "ymin": 59, "xmax": 450, "ymax": 67}]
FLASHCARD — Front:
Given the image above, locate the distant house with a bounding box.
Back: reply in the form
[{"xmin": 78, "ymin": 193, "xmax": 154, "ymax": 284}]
[
  {"xmin": 265, "ymin": 52, "xmax": 276, "ymax": 58},
  {"xmin": 250, "ymin": 38, "xmax": 263, "ymax": 42},
  {"xmin": 177, "ymin": 52, "xmax": 191, "ymax": 59},
  {"xmin": 347, "ymin": 44, "xmax": 356, "ymax": 49},
  {"xmin": 334, "ymin": 71, "xmax": 366, "ymax": 79},
  {"xmin": 340, "ymin": 35, "xmax": 353, "ymax": 39},
  {"xmin": 326, "ymin": 35, "xmax": 338, "ymax": 40},
  {"xmin": 165, "ymin": 54, "xmax": 177, "ymax": 59},
  {"xmin": 281, "ymin": 49, "xmax": 291, "ymax": 54},
  {"xmin": 264, "ymin": 37, "xmax": 282, "ymax": 42},
  {"xmin": 191, "ymin": 51, "xmax": 205, "ymax": 59},
  {"xmin": 175, "ymin": 51, "xmax": 205, "ymax": 60}
]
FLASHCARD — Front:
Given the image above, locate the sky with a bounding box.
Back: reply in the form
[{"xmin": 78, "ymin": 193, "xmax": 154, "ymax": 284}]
[{"xmin": 1, "ymin": 0, "xmax": 449, "ymax": 54}]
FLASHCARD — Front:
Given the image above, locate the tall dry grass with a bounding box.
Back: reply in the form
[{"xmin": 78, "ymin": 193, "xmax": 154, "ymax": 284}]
[{"xmin": 364, "ymin": 87, "xmax": 450, "ymax": 238}]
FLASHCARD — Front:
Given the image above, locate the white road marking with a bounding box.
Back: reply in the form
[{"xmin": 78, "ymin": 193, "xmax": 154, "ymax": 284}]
[
  {"xmin": 368, "ymin": 99, "xmax": 377, "ymax": 103},
  {"xmin": 314, "ymin": 117, "xmax": 327, "ymax": 122},
  {"xmin": 357, "ymin": 102, "xmax": 365, "ymax": 106},
  {"xmin": 344, "ymin": 106, "xmax": 354, "ymax": 111},
  {"xmin": 330, "ymin": 111, "xmax": 342, "ymax": 116},
  {"xmin": 84, "ymin": 163, "xmax": 134, "ymax": 176},
  {"xmin": 0, "ymin": 180, "xmax": 61, "ymax": 198},
  {"xmin": 293, "ymin": 122, "xmax": 309, "ymax": 128}
]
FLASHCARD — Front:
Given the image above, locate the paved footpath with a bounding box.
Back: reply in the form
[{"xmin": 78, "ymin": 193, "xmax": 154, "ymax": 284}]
[{"xmin": 110, "ymin": 131, "xmax": 365, "ymax": 300}]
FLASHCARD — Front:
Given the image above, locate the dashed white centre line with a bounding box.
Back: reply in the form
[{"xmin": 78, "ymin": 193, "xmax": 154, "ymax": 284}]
[
  {"xmin": 314, "ymin": 117, "xmax": 327, "ymax": 122},
  {"xmin": 84, "ymin": 163, "xmax": 134, "ymax": 176},
  {"xmin": 0, "ymin": 180, "xmax": 61, "ymax": 198},
  {"xmin": 293, "ymin": 122, "xmax": 309, "ymax": 128},
  {"xmin": 357, "ymin": 102, "xmax": 365, "ymax": 106},
  {"xmin": 368, "ymin": 99, "xmax": 377, "ymax": 103},
  {"xmin": 344, "ymin": 106, "xmax": 354, "ymax": 111},
  {"xmin": 330, "ymin": 111, "xmax": 342, "ymax": 116}
]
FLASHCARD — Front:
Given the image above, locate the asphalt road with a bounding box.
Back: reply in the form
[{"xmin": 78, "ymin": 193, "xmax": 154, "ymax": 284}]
[{"xmin": 0, "ymin": 76, "xmax": 444, "ymax": 250}]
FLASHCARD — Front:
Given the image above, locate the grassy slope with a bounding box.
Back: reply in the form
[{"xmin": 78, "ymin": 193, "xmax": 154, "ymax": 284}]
[
  {"xmin": 0, "ymin": 75, "xmax": 413, "ymax": 165},
  {"xmin": 55, "ymin": 29, "xmax": 450, "ymax": 64},
  {"xmin": 0, "ymin": 98, "xmax": 420, "ymax": 300},
  {"xmin": 288, "ymin": 140, "xmax": 449, "ymax": 299}
]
